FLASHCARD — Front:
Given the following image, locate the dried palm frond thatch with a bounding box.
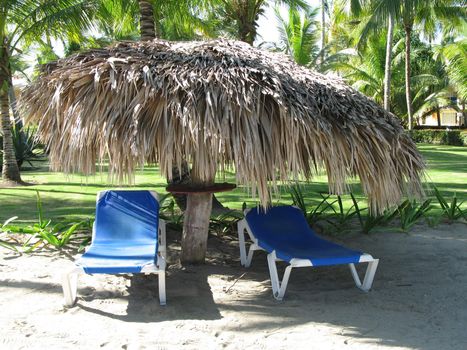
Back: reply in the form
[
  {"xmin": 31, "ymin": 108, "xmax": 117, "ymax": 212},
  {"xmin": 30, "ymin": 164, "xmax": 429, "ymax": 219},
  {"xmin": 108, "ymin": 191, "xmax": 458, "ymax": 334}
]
[{"xmin": 21, "ymin": 39, "xmax": 424, "ymax": 213}]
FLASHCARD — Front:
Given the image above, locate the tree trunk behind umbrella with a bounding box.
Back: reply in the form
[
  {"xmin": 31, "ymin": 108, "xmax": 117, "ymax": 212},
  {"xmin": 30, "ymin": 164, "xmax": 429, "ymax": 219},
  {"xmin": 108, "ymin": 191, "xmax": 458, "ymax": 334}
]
[
  {"xmin": 139, "ymin": 0, "xmax": 156, "ymax": 41},
  {"xmin": 404, "ymin": 24, "xmax": 414, "ymax": 130},
  {"xmin": 383, "ymin": 13, "xmax": 394, "ymax": 111},
  {"xmin": 320, "ymin": 0, "xmax": 326, "ymax": 65}
]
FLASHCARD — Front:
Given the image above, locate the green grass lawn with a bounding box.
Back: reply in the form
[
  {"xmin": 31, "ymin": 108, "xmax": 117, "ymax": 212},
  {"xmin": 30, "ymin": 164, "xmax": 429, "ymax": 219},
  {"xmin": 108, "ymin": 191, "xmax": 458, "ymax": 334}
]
[{"xmin": 0, "ymin": 144, "xmax": 465, "ymax": 226}]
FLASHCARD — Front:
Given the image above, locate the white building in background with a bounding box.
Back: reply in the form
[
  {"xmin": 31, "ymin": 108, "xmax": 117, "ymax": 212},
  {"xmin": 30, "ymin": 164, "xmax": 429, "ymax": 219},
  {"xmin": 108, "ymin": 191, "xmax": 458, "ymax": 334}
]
[
  {"xmin": 420, "ymin": 107, "xmax": 465, "ymax": 127},
  {"xmin": 419, "ymin": 96, "xmax": 466, "ymax": 127}
]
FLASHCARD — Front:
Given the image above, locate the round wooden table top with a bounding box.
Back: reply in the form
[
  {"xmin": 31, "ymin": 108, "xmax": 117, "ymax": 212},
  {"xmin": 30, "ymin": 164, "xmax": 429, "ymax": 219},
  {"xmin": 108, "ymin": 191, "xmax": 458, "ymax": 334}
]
[{"xmin": 165, "ymin": 182, "xmax": 237, "ymax": 194}]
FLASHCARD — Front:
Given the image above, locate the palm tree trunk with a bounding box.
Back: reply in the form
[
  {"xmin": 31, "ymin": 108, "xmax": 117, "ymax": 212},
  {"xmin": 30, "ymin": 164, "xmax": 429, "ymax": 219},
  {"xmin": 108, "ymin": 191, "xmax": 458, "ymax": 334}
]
[
  {"xmin": 436, "ymin": 108, "xmax": 441, "ymax": 127},
  {"xmin": 139, "ymin": 0, "xmax": 156, "ymax": 40},
  {"xmin": 383, "ymin": 13, "xmax": 394, "ymax": 111},
  {"xmin": 404, "ymin": 25, "xmax": 413, "ymax": 130},
  {"xmin": 0, "ymin": 91, "xmax": 22, "ymax": 183},
  {"xmin": 238, "ymin": 14, "xmax": 253, "ymax": 45},
  {"xmin": 0, "ymin": 41, "xmax": 22, "ymax": 184},
  {"xmin": 320, "ymin": 0, "xmax": 326, "ymax": 64},
  {"xmin": 462, "ymin": 102, "xmax": 466, "ymax": 126}
]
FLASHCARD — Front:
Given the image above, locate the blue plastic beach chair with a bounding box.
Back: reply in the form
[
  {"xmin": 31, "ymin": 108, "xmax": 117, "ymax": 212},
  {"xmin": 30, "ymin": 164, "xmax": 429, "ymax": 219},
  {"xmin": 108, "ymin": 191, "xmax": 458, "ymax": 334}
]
[
  {"xmin": 62, "ymin": 190, "xmax": 167, "ymax": 306},
  {"xmin": 238, "ymin": 206, "xmax": 379, "ymax": 300}
]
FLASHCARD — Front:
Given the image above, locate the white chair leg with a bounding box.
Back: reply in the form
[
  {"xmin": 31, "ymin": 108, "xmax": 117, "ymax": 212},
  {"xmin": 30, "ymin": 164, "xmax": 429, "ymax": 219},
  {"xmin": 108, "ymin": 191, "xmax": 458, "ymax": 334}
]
[
  {"xmin": 62, "ymin": 268, "xmax": 81, "ymax": 306},
  {"xmin": 349, "ymin": 259, "xmax": 379, "ymax": 292},
  {"xmin": 245, "ymin": 246, "xmax": 255, "ymax": 268},
  {"xmin": 158, "ymin": 271, "xmax": 166, "ymax": 306},
  {"xmin": 361, "ymin": 259, "xmax": 379, "ymax": 291},
  {"xmin": 238, "ymin": 220, "xmax": 248, "ymax": 267},
  {"xmin": 267, "ymin": 252, "xmax": 293, "ymax": 301},
  {"xmin": 238, "ymin": 220, "xmax": 257, "ymax": 268}
]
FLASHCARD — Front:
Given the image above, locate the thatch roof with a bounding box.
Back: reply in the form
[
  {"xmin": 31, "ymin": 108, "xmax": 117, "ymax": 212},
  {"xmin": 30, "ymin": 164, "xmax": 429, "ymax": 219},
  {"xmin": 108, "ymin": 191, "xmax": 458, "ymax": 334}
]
[{"xmin": 21, "ymin": 39, "xmax": 425, "ymax": 212}]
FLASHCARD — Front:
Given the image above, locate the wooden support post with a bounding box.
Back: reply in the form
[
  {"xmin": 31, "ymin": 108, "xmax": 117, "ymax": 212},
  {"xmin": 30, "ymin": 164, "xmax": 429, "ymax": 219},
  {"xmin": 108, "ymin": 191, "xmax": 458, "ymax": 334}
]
[{"xmin": 181, "ymin": 192, "xmax": 213, "ymax": 264}]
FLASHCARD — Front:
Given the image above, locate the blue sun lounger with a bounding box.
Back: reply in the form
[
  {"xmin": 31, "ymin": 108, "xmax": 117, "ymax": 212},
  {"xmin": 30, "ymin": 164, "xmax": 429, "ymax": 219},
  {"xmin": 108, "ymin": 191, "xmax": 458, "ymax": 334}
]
[
  {"xmin": 62, "ymin": 190, "xmax": 167, "ymax": 306},
  {"xmin": 238, "ymin": 206, "xmax": 379, "ymax": 300}
]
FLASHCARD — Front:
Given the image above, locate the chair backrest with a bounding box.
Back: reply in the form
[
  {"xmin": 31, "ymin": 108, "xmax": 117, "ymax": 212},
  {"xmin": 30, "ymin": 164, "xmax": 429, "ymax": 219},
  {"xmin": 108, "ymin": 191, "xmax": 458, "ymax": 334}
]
[
  {"xmin": 93, "ymin": 190, "xmax": 159, "ymax": 246},
  {"xmin": 245, "ymin": 205, "xmax": 316, "ymax": 245}
]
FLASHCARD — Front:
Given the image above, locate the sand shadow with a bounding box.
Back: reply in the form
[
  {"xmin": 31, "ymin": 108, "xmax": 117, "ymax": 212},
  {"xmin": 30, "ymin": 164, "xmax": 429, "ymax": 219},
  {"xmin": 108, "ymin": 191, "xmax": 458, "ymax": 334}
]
[{"xmin": 76, "ymin": 266, "xmax": 222, "ymax": 322}]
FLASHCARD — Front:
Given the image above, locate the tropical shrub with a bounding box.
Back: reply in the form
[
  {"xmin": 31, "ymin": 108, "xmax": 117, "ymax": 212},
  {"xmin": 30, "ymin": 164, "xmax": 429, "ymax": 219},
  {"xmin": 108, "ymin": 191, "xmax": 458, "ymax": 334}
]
[
  {"xmin": 0, "ymin": 126, "xmax": 44, "ymax": 170},
  {"xmin": 1, "ymin": 191, "xmax": 93, "ymax": 252},
  {"xmin": 351, "ymin": 194, "xmax": 398, "ymax": 234},
  {"xmin": 397, "ymin": 199, "xmax": 432, "ymax": 232},
  {"xmin": 433, "ymin": 187, "xmax": 466, "ymax": 222},
  {"xmin": 409, "ymin": 129, "xmax": 466, "ymax": 146},
  {"xmin": 210, "ymin": 210, "xmax": 243, "ymax": 237},
  {"xmin": 289, "ymin": 185, "xmax": 331, "ymax": 225},
  {"xmin": 325, "ymin": 194, "xmax": 361, "ymax": 232}
]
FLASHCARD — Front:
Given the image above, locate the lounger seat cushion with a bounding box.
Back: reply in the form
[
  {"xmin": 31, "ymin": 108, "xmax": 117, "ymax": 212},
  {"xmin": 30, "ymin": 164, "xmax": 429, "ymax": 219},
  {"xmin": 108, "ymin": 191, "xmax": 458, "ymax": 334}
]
[
  {"xmin": 62, "ymin": 190, "xmax": 167, "ymax": 306},
  {"xmin": 76, "ymin": 190, "xmax": 160, "ymax": 274},
  {"xmin": 245, "ymin": 206, "xmax": 362, "ymax": 266},
  {"xmin": 76, "ymin": 243, "xmax": 157, "ymax": 274}
]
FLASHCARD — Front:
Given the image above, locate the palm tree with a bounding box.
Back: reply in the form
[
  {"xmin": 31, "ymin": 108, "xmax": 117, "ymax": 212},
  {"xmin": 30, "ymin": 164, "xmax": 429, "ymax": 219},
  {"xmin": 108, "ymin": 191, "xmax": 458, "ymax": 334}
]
[
  {"xmin": 434, "ymin": 37, "xmax": 467, "ymax": 101},
  {"xmin": 330, "ymin": 34, "xmax": 388, "ymax": 104},
  {"xmin": 95, "ymin": 0, "xmax": 218, "ymax": 42},
  {"xmin": 400, "ymin": 0, "xmax": 465, "ymax": 129},
  {"xmin": 0, "ymin": 0, "xmax": 95, "ymax": 185},
  {"xmin": 95, "ymin": 0, "xmax": 140, "ymax": 41},
  {"xmin": 217, "ymin": 0, "xmax": 309, "ymax": 44},
  {"xmin": 320, "ymin": 0, "xmax": 328, "ymax": 64},
  {"xmin": 138, "ymin": 0, "xmax": 156, "ymax": 40},
  {"xmin": 329, "ymin": 30, "xmax": 450, "ymax": 127},
  {"xmin": 352, "ymin": 0, "xmax": 400, "ymax": 112},
  {"xmin": 352, "ymin": 0, "xmax": 465, "ymax": 128},
  {"xmin": 275, "ymin": 6, "xmax": 320, "ymax": 66}
]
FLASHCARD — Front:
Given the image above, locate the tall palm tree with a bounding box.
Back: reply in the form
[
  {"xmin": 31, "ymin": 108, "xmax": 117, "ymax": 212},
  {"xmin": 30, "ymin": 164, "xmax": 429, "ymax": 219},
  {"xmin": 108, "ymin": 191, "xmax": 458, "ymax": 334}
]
[
  {"xmin": 320, "ymin": 0, "xmax": 328, "ymax": 64},
  {"xmin": 434, "ymin": 37, "xmax": 467, "ymax": 101},
  {"xmin": 138, "ymin": 0, "xmax": 156, "ymax": 39},
  {"xmin": 275, "ymin": 6, "xmax": 320, "ymax": 66},
  {"xmin": 383, "ymin": 13, "xmax": 395, "ymax": 111},
  {"xmin": 329, "ymin": 30, "xmax": 449, "ymax": 127},
  {"xmin": 352, "ymin": 0, "xmax": 400, "ymax": 112},
  {"xmin": 95, "ymin": 0, "xmax": 218, "ymax": 42},
  {"xmin": 353, "ymin": 0, "xmax": 465, "ymax": 128},
  {"xmin": 400, "ymin": 0, "xmax": 465, "ymax": 129},
  {"xmin": 0, "ymin": 0, "xmax": 95, "ymax": 185},
  {"xmin": 218, "ymin": 0, "xmax": 309, "ymax": 44}
]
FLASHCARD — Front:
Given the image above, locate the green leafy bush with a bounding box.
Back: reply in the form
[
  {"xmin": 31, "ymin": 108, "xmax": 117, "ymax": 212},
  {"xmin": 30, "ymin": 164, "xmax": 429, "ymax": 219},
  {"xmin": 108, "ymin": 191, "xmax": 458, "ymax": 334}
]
[
  {"xmin": 409, "ymin": 129, "xmax": 466, "ymax": 146},
  {"xmin": 0, "ymin": 126, "xmax": 44, "ymax": 170},
  {"xmin": 210, "ymin": 210, "xmax": 243, "ymax": 236},
  {"xmin": 290, "ymin": 185, "xmax": 331, "ymax": 225},
  {"xmin": 397, "ymin": 199, "xmax": 432, "ymax": 232},
  {"xmin": 434, "ymin": 187, "xmax": 466, "ymax": 222},
  {"xmin": 351, "ymin": 194, "xmax": 398, "ymax": 234},
  {"xmin": 461, "ymin": 130, "xmax": 467, "ymax": 145},
  {"xmin": 1, "ymin": 191, "xmax": 92, "ymax": 252}
]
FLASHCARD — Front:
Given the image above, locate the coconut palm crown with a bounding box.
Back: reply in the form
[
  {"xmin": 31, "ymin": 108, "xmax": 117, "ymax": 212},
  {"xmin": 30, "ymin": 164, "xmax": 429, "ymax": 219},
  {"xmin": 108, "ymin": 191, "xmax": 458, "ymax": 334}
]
[{"xmin": 21, "ymin": 39, "xmax": 425, "ymax": 213}]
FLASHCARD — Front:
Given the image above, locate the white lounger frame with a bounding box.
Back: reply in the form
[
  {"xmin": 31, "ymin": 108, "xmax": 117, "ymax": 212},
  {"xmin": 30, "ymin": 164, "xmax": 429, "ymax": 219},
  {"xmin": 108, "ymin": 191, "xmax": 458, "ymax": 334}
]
[
  {"xmin": 238, "ymin": 213, "xmax": 379, "ymax": 301},
  {"xmin": 62, "ymin": 191, "xmax": 167, "ymax": 306}
]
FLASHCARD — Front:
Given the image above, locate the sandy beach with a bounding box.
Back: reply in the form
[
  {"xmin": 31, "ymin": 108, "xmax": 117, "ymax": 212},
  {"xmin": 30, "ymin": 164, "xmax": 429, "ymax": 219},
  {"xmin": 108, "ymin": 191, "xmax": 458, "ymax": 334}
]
[{"xmin": 1, "ymin": 222, "xmax": 467, "ymax": 350}]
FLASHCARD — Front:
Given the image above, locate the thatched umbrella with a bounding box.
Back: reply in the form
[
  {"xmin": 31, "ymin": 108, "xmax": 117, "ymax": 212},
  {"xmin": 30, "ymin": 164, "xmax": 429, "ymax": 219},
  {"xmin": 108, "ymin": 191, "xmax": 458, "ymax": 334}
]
[{"xmin": 21, "ymin": 39, "xmax": 425, "ymax": 263}]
